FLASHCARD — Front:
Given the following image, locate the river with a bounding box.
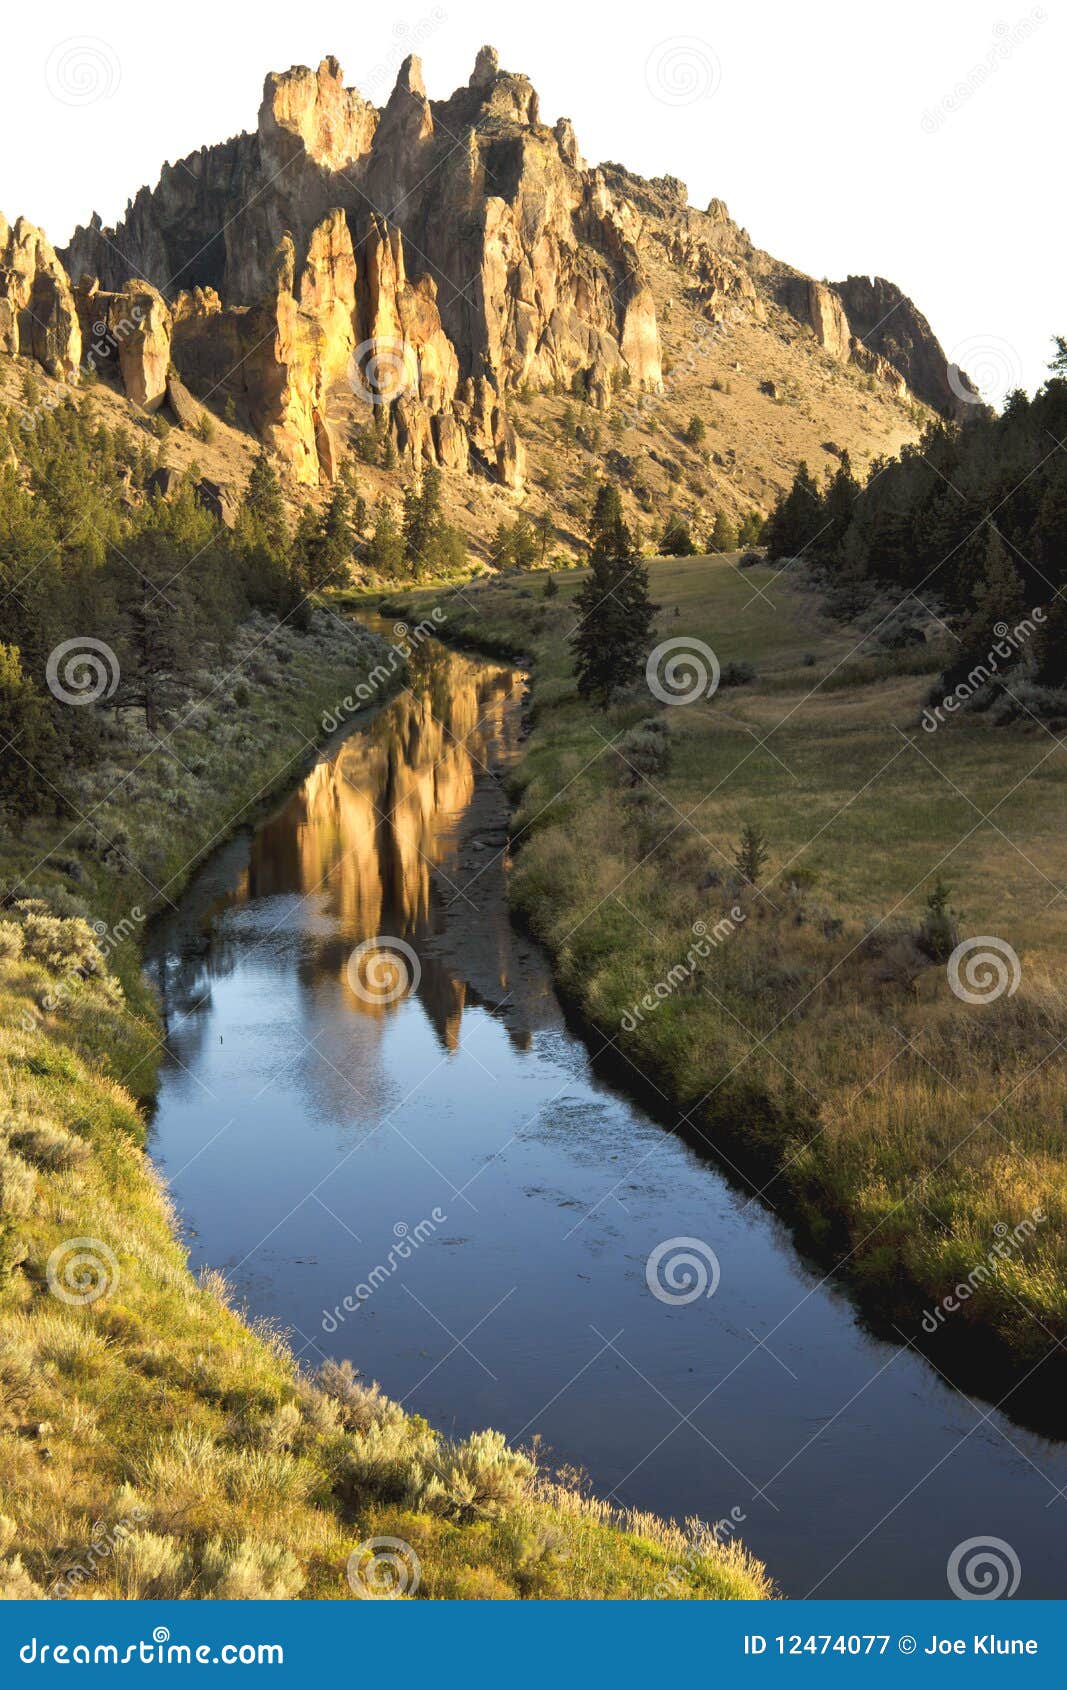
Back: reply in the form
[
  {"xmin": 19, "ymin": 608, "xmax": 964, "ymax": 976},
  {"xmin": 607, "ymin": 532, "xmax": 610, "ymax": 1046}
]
[{"xmin": 145, "ymin": 629, "xmax": 1067, "ymax": 1598}]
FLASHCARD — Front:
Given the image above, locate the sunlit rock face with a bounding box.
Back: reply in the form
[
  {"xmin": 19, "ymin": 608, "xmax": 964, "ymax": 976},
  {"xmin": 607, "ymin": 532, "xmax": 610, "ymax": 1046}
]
[
  {"xmin": 59, "ymin": 48, "xmax": 665, "ymax": 484},
  {"xmin": 0, "ymin": 216, "xmax": 82, "ymax": 377},
  {"xmin": 6, "ymin": 46, "xmax": 973, "ymax": 480}
]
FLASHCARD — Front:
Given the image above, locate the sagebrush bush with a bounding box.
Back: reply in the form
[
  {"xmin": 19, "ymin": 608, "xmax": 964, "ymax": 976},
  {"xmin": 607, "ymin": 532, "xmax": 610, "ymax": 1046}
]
[
  {"xmin": 198, "ymin": 1537, "xmax": 304, "ymax": 1600},
  {"xmin": 336, "ymin": 1415, "xmax": 439, "ymax": 1510},
  {"xmin": 109, "ymin": 1531, "xmax": 188, "ymax": 1599},
  {"xmin": 426, "ymin": 1429, "xmax": 537, "ymax": 1522},
  {"xmin": 314, "ymin": 1358, "xmax": 404, "ymax": 1434},
  {"xmin": 7, "ymin": 1117, "xmax": 88, "ymax": 1171}
]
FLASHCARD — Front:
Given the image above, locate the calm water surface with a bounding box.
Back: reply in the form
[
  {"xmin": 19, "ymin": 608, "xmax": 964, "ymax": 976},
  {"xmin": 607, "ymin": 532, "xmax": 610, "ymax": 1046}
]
[{"xmin": 147, "ymin": 632, "xmax": 1067, "ymax": 1598}]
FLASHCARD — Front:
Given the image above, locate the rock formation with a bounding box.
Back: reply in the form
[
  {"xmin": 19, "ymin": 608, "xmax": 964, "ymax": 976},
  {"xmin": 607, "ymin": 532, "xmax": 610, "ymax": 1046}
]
[
  {"xmin": 0, "ymin": 44, "xmax": 978, "ymax": 490},
  {"xmin": 0, "ymin": 216, "xmax": 82, "ymax": 378},
  {"xmin": 830, "ymin": 275, "xmax": 982, "ymax": 415}
]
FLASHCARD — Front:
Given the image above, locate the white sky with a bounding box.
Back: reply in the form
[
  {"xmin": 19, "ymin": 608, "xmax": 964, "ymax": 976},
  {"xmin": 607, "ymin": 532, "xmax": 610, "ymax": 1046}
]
[{"xmin": 4, "ymin": 0, "xmax": 1061, "ymax": 404}]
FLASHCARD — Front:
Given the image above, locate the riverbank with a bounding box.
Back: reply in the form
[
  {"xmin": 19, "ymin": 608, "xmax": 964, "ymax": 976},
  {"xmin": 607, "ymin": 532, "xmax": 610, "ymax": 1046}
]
[
  {"xmin": 0, "ymin": 605, "xmax": 769, "ymax": 1600},
  {"xmin": 362, "ymin": 559, "xmax": 1067, "ymax": 1428}
]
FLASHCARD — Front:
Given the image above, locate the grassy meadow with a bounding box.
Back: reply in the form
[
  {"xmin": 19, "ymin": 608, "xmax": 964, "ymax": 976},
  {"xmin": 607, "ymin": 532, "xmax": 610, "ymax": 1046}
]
[
  {"xmin": 369, "ymin": 555, "xmax": 1067, "ymax": 1409},
  {"xmin": 0, "ymin": 605, "xmax": 769, "ymax": 1600}
]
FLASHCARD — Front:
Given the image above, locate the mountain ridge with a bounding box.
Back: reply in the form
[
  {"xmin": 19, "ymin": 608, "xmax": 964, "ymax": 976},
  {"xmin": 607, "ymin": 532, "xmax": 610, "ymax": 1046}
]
[{"xmin": 3, "ymin": 45, "xmax": 977, "ymax": 532}]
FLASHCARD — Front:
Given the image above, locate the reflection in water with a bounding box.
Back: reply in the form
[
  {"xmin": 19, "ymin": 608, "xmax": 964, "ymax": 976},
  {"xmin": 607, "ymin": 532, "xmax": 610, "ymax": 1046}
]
[{"xmin": 153, "ymin": 640, "xmax": 523, "ymax": 1058}]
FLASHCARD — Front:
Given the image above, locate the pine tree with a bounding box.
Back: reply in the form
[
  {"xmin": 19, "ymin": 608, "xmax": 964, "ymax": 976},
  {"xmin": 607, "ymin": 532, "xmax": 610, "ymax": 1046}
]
[
  {"xmin": 0, "ymin": 644, "xmax": 58, "ymax": 815},
  {"xmin": 297, "ymin": 487, "xmax": 352, "ymax": 594},
  {"xmin": 367, "ymin": 500, "xmax": 405, "ymax": 578},
  {"xmin": 733, "ymin": 822, "xmax": 770, "ymax": 887},
  {"xmin": 709, "ymin": 511, "xmax": 738, "ymax": 553},
  {"xmin": 813, "ymin": 451, "xmax": 860, "ymax": 564},
  {"xmin": 660, "ymin": 514, "xmax": 697, "ymax": 556},
  {"xmin": 402, "ymin": 467, "xmax": 444, "ymax": 575},
  {"xmin": 534, "ymin": 511, "xmax": 553, "ymax": 567},
  {"xmin": 764, "ymin": 463, "xmax": 823, "ymax": 560},
  {"xmin": 960, "ymin": 529, "xmax": 1026, "ymax": 653},
  {"xmin": 570, "ymin": 516, "xmax": 656, "ymax": 703},
  {"xmin": 589, "ymin": 481, "xmax": 624, "ymax": 543},
  {"xmin": 113, "ymin": 530, "xmax": 197, "ymax": 731},
  {"xmin": 244, "ymin": 452, "xmax": 287, "ymax": 552}
]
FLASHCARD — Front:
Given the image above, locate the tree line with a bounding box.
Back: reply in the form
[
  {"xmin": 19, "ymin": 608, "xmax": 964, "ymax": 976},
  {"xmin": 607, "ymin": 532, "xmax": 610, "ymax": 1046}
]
[{"xmin": 763, "ymin": 341, "xmax": 1067, "ymax": 698}]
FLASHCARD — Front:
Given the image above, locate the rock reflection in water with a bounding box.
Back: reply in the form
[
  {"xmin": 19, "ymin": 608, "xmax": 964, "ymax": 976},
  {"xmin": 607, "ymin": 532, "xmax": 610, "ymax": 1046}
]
[{"xmin": 151, "ymin": 638, "xmax": 524, "ymax": 1060}]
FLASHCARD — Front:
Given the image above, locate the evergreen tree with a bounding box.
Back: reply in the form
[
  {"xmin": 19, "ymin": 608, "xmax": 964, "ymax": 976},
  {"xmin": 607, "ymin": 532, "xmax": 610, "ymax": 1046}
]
[
  {"xmin": 733, "ymin": 822, "xmax": 770, "ymax": 887},
  {"xmin": 660, "ymin": 514, "xmax": 697, "ymax": 556},
  {"xmin": 764, "ymin": 462, "xmax": 823, "ymax": 560},
  {"xmin": 570, "ymin": 516, "xmax": 656, "ymax": 703},
  {"xmin": 113, "ymin": 529, "xmax": 198, "ymax": 731},
  {"xmin": 401, "ymin": 468, "xmax": 447, "ymax": 576},
  {"xmin": 367, "ymin": 500, "xmax": 405, "ymax": 578},
  {"xmin": 0, "ymin": 644, "xmax": 59, "ymax": 815},
  {"xmin": 812, "ymin": 451, "xmax": 860, "ymax": 564},
  {"xmin": 589, "ymin": 481, "xmax": 624, "ymax": 543},
  {"xmin": 297, "ymin": 487, "xmax": 352, "ymax": 594},
  {"xmin": 738, "ymin": 510, "xmax": 765, "ymax": 547},
  {"xmin": 534, "ymin": 511, "xmax": 554, "ymax": 567},
  {"xmin": 709, "ymin": 511, "xmax": 738, "ymax": 553}
]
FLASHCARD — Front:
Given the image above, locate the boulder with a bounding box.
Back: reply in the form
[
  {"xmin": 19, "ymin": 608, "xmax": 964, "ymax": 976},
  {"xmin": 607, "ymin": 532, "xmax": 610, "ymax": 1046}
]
[
  {"xmin": 194, "ymin": 477, "xmax": 240, "ymax": 526},
  {"xmin": 165, "ymin": 374, "xmax": 202, "ymax": 430}
]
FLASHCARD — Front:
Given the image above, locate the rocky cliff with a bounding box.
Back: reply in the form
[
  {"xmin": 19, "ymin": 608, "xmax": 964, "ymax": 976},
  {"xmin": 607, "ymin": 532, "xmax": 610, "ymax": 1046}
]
[{"xmin": 3, "ymin": 45, "xmax": 976, "ymax": 500}]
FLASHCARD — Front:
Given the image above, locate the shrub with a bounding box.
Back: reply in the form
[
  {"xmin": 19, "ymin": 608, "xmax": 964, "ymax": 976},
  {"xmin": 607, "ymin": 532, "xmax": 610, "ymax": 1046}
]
[
  {"xmin": 0, "ymin": 1148, "xmax": 36, "ymax": 1218},
  {"xmin": 615, "ymin": 720, "xmax": 672, "ymax": 784},
  {"xmin": 917, "ymin": 879, "xmax": 961, "ymax": 962},
  {"xmin": 0, "ymin": 924, "xmax": 24, "ymax": 960},
  {"xmin": 6, "ymin": 1118, "xmax": 88, "ymax": 1171},
  {"xmin": 15, "ymin": 910, "xmax": 100, "ymax": 974},
  {"xmin": 425, "ymin": 1429, "xmax": 536, "ymax": 1522},
  {"xmin": 109, "ymin": 1531, "xmax": 189, "ymax": 1599},
  {"xmin": 720, "ymin": 660, "xmax": 756, "ymax": 687},
  {"xmin": 336, "ymin": 1414, "xmax": 438, "ymax": 1509},
  {"xmin": 199, "ymin": 1537, "xmax": 304, "ymax": 1600},
  {"xmin": 314, "ymin": 1358, "xmax": 404, "ymax": 1434}
]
